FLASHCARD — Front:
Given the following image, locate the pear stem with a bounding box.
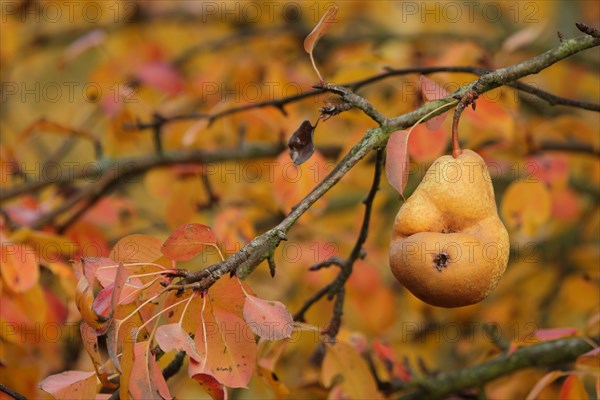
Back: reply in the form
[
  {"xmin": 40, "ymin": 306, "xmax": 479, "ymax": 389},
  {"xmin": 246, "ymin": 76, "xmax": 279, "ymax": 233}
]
[{"xmin": 452, "ymin": 89, "xmax": 479, "ymax": 158}]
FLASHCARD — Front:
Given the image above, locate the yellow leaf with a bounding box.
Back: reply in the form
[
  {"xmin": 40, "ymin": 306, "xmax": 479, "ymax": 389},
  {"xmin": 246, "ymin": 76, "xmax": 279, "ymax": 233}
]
[
  {"xmin": 322, "ymin": 341, "xmax": 382, "ymax": 400},
  {"xmin": 501, "ymin": 180, "xmax": 551, "ymax": 236}
]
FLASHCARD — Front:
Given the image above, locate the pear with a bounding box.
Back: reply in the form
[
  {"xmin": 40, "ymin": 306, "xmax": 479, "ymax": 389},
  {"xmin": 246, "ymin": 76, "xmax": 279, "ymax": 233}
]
[{"xmin": 389, "ymin": 150, "xmax": 509, "ymax": 307}]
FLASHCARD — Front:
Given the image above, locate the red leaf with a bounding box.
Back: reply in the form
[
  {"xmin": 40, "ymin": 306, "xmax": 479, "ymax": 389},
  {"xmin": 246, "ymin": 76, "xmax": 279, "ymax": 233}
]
[
  {"xmin": 243, "ymin": 295, "xmax": 293, "ymax": 340},
  {"xmin": 190, "ymin": 372, "xmax": 228, "ymax": 400},
  {"xmin": 385, "ymin": 130, "xmax": 411, "ymax": 196},
  {"xmin": 129, "ymin": 342, "xmax": 172, "ymax": 400},
  {"xmin": 155, "ymin": 323, "xmax": 202, "ymax": 361},
  {"xmin": 420, "ymin": 75, "xmax": 449, "ymax": 130},
  {"xmin": 161, "ymin": 223, "xmax": 218, "ymax": 261},
  {"xmin": 39, "ymin": 370, "xmax": 97, "ymax": 400},
  {"xmin": 372, "ymin": 340, "xmax": 412, "ymax": 381}
]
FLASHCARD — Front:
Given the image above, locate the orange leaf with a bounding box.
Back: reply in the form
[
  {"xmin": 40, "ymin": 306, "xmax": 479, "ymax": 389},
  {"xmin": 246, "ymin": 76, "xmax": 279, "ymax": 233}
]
[
  {"xmin": 112, "ymin": 262, "xmax": 130, "ymax": 310},
  {"xmin": 303, "ymin": 5, "xmax": 338, "ymax": 54},
  {"xmin": 501, "ymin": 180, "xmax": 552, "ymax": 236},
  {"xmin": 75, "ymin": 276, "xmax": 108, "ymax": 331},
  {"xmin": 129, "ymin": 342, "xmax": 172, "ymax": 400},
  {"xmin": 0, "ymin": 242, "xmax": 39, "ymax": 292},
  {"xmin": 560, "ymin": 375, "xmax": 589, "ymax": 400},
  {"xmin": 322, "ymin": 341, "xmax": 382, "ymax": 399},
  {"xmin": 110, "ymin": 234, "xmax": 163, "ymax": 263},
  {"xmin": 408, "ymin": 124, "xmax": 449, "ymax": 163},
  {"xmin": 161, "ymin": 223, "xmax": 218, "ymax": 261},
  {"xmin": 385, "ymin": 130, "xmax": 411, "ymax": 196},
  {"xmin": 303, "ymin": 5, "xmax": 339, "ymax": 81},
  {"xmin": 576, "ymin": 347, "xmax": 600, "ymax": 371},
  {"xmin": 39, "ymin": 370, "xmax": 97, "ymax": 400},
  {"xmin": 214, "ymin": 208, "xmax": 255, "ymax": 256},
  {"xmin": 526, "ymin": 370, "xmax": 565, "ymax": 400},
  {"xmin": 195, "ymin": 298, "xmax": 257, "ymax": 388},
  {"xmin": 242, "ymin": 295, "xmax": 294, "ymax": 340},
  {"xmin": 272, "ymin": 150, "xmax": 329, "ymax": 216}
]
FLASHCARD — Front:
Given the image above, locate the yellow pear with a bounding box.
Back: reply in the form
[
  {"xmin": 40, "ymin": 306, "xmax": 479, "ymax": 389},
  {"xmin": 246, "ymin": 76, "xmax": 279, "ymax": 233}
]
[{"xmin": 389, "ymin": 150, "xmax": 509, "ymax": 307}]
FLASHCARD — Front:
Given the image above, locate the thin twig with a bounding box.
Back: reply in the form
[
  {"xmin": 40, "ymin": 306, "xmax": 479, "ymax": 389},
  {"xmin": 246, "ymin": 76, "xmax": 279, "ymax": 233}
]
[
  {"xmin": 293, "ymin": 149, "xmax": 384, "ymax": 338},
  {"xmin": 162, "ymin": 34, "xmax": 600, "ymax": 295},
  {"xmin": 0, "ymin": 384, "xmax": 28, "ymax": 400}
]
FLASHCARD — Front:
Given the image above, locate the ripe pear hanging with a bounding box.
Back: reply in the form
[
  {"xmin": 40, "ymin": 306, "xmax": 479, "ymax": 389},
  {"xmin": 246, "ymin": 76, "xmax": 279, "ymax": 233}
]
[{"xmin": 389, "ymin": 150, "xmax": 509, "ymax": 307}]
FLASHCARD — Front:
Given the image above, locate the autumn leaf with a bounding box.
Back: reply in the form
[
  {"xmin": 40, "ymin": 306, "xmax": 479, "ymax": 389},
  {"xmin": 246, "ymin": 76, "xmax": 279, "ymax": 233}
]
[
  {"xmin": 81, "ymin": 257, "xmax": 115, "ymax": 288},
  {"xmin": 189, "ymin": 370, "xmax": 228, "ymax": 400},
  {"xmin": 39, "ymin": 370, "xmax": 97, "ymax": 400},
  {"xmin": 288, "ymin": 120, "xmax": 316, "ymax": 165},
  {"xmin": 161, "ymin": 223, "xmax": 219, "ymax": 261},
  {"xmin": 0, "ymin": 242, "xmax": 39, "ymax": 293},
  {"xmin": 420, "ymin": 75, "xmax": 449, "ymax": 130},
  {"xmin": 525, "ymin": 370, "xmax": 566, "ymax": 400},
  {"xmin": 501, "ymin": 180, "xmax": 552, "ymax": 237},
  {"xmin": 408, "ymin": 124, "xmax": 449, "ymax": 163},
  {"xmin": 80, "ymin": 322, "xmax": 116, "ymax": 389},
  {"xmin": 256, "ymin": 340, "xmax": 290, "ymax": 397},
  {"xmin": 559, "ymin": 374, "xmax": 588, "ymax": 400},
  {"xmin": 576, "ymin": 347, "xmax": 600, "ymax": 372},
  {"xmin": 322, "ymin": 341, "xmax": 382, "ymax": 399},
  {"xmin": 304, "ymin": 5, "xmax": 339, "ymax": 81},
  {"xmin": 385, "ymin": 130, "xmax": 411, "ymax": 197},
  {"xmin": 75, "ymin": 276, "xmax": 108, "ymax": 331},
  {"xmin": 213, "ymin": 208, "xmax": 256, "ymax": 256},
  {"xmin": 110, "ymin": 234, "xmax": 163, "ymax": 263},
  {"xmin": 195, "ymin": 298, "xmax": 257, "ymax": 388},
  {"xmin": 155, "ymin": 323, "xmax": 202, "ymax": 361},
  {"xmin": 242, "ymin": 294, "xmax": 294, "ymax": 340},
  {"xmin": 272, "ymin": 150, "xmax": 330, "ymax": 216},
  {"xmin": 129, "ymin": 341, "xmax": 172, "ymax": 400},
  {"xmin": 135, "ymin": 61, "xmax": 184, "ymax": 95},
  {"xmin": 501, "ymin": 25, "xmax": 546, "ymax": 53}
]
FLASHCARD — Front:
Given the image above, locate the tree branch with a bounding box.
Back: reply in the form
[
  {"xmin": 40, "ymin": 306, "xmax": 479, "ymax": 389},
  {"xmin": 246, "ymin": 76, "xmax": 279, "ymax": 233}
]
[
  {"xmin": 174, "ymin": 33, "xmax": 600, "ymax": 293},
  {"xmin": 293, "ymin": 149, "xmax": 384, "ymax": 337},
  {"xmin": 384, "ymin": 34, "xmax": 600, "ymax": 133},
  {"xmin": 395, "ymin": 337, "xmax": 597, "ymax": 400}
]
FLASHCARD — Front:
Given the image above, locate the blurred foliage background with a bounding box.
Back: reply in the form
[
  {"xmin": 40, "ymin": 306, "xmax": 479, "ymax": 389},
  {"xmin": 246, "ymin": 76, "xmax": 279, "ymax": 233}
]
[{"xmin": 1, "ymin": 0, "xmax": 599, "ymax": 398}]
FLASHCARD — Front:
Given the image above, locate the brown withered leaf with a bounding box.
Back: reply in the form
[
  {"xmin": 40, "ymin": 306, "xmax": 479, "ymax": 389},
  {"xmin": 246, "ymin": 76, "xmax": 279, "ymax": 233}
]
[{"xmin": 288, "ymin": 120, "xmax": 315, "ymax": 165}]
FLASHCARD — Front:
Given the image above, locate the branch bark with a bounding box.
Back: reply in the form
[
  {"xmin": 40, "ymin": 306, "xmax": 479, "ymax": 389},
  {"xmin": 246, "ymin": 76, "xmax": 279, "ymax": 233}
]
[
  {"xmin": 176, "ymin": 33, "xmax": 600, "ymax": 290},
  {"xmin": 396, "ymin": 337, "xmax": 597, "ymax": 400}
]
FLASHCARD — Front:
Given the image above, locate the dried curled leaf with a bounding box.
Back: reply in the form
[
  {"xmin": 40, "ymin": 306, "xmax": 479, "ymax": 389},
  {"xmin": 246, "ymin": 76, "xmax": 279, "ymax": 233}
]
[
  {"xmin": 303, "ymin": 5, "xmax": 339, "ymax": 81},
  {"xmin": 288, "ymin": 120, "xmax": 315, "ymax": 165}
]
